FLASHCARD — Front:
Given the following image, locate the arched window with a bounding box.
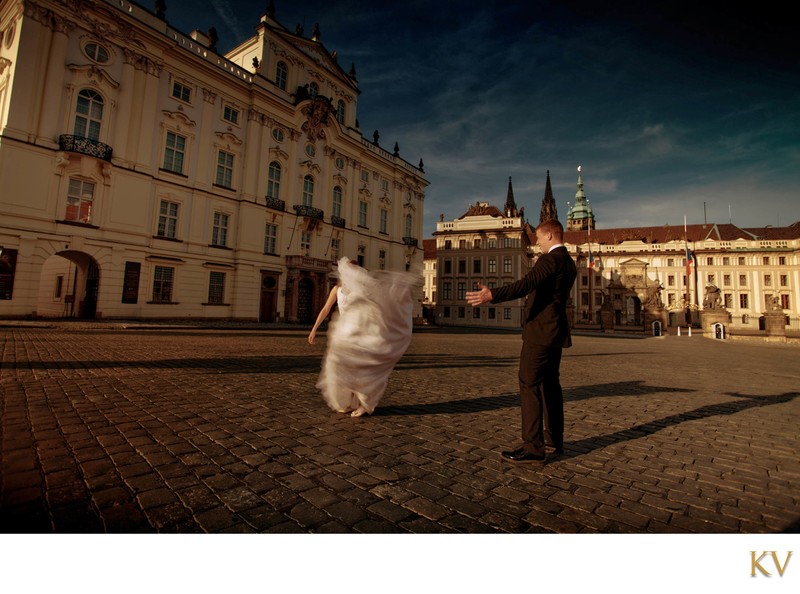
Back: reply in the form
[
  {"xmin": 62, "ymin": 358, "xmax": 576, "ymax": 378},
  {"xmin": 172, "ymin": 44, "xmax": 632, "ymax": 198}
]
[
  {"xmin": 276, "ymin": 61, "xmax": 288, "ymax": 90},
  {"xmin": 336, "ymin": 100, "xmax": 345, "ymax": 124},
  {"xmin": 302, "ymin": 175, "xmax": 314, "ymax": 206},
  {"xmin": 267, "ymin": 161, "xmax": 281, "ymax": 198},
  {"xmin": 74, "ymin": 89, "xmax": 104, "ymax": 140},
  {"xmin": 309, "ymin": 82, "xmax": 319, "ymax": 97},
  {"xmin": 405, "ymin": 213, "xmax": 413, "ymax": 238},
  {"xmin": 332, "ymin": 186, "xmax": 343, "ymax": 218}
]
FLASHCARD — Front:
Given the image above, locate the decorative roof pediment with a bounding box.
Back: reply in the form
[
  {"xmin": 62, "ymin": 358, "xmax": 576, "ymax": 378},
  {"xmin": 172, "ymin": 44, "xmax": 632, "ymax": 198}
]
[
  {"xmin": 68, "ymin": 64, "xmax": 119, "ymax": 90},
  {"xmin": 214, "ymin": 131, "xmax": 242, "ymax": 145},
  {"xmin": 162, "ymin": 110, "xmax": 196, "ymax": 127}
]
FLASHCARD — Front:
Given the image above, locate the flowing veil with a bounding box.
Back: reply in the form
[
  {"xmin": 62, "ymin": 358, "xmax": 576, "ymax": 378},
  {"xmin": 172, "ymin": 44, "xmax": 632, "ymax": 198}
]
[{"xmin": 316, "ymin": 257, "xmax": 417, "ymax": 413}]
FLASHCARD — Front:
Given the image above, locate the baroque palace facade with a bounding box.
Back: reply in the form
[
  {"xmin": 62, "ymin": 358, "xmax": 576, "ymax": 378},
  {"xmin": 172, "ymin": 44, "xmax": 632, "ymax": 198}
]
[
  {"xmin": 0, "ymin": 0, "xmax": 427, "ymax": 322},
  {"xmin": 433, "ymin": 170, "xmax": 800, "ymax": 335}
]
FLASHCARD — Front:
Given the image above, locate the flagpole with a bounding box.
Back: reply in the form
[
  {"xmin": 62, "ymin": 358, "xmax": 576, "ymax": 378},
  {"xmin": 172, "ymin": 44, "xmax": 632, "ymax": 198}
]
[
  {"xmin": 684, "ymin": 216, "xmax": 691, "ymax": 325},
  {"xmin": 587, "ymin": 228, "xmax": 592, "ymax": 322}
]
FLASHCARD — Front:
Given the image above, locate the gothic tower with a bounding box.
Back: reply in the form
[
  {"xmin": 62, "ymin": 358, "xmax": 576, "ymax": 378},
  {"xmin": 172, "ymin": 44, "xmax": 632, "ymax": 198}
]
[
  {"xmin": 504, "ymin": 176, "xmax": 518, "ymax": 217},
  {"xmin": 539, "ymin": 170, "xmax": 559, "ymax": 224}
]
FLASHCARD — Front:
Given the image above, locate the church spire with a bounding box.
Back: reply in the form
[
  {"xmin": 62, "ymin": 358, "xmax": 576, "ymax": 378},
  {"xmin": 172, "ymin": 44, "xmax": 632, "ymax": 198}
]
[
  {"xmin": 504, "ymin": 176, "xmax": 518, "ymax": 217},
  {"xmin": 539, "ymin": 170, "xmax": 559, "ymax": 224},
  {"xmin": 566, "ymin": 165, "xmax": 595, "ymax": 231}
]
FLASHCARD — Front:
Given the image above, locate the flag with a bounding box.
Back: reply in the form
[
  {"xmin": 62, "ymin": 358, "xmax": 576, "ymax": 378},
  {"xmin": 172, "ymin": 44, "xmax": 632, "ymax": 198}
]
[
  {"xmin": 588, "ymin": 245, "xmax": 594, "ymax": 269},
  {"xmin": 685, "ymin": 244, "xmax": 692, "ymax": 268}
]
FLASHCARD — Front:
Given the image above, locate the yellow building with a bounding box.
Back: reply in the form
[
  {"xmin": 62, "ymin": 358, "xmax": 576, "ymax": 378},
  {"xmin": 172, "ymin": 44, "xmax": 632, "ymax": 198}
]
[
  {"xmin": 0, "ymin": 0, "xmax": 427, "ymax": 322},
  {"xmin": 433, "ymin": 178, "xmax": 533, "ymax": 328}
]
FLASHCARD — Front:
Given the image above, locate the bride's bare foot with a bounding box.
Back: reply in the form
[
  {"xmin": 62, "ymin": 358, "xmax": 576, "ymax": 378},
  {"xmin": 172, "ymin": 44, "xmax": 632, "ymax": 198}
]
[{"xmin": 350, "ymin": 406, "xmax": 369, "ymax": 417}]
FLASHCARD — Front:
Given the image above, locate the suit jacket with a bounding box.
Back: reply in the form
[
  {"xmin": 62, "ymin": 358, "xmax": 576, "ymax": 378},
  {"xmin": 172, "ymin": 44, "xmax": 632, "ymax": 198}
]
[{"xmin": 490, "ymin": 245, "xmax": 577, "ymax": 348}]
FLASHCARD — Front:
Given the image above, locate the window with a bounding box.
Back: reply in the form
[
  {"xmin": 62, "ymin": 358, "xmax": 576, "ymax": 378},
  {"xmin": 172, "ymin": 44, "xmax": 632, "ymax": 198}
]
[
  {"xmin": 723, "ymin": 274, "xmax": 731, "ymax": 286},
  {"xmin": 457, "ymin": 283, "xmax": 466, "ymax": 300},
  {"xmin": 207, "ymin": 271, "xmax": 225, "ymax": 304},
  {"xmin": 503, "ymin": 258, "xmax": 512, "ymax": 273},
  {"xmin": 66, "ymin": 178, "xmax": 94, "ymax": 223},
  {"xmin": 781, "ymin": 294, "xmax": 790, "ymax": 309},
  {"xmin": 267, "ymin": 161, "xmax": 281, "ymax": 198},
  {"xmin": 333, "ymin": 186, "xmax": 343, "ymax": 219},
  {"xmin": 379, "ymin": 249, "xmax": 386, "ymax": 270},
  {"xmin": 300, "ymin": 231, "xmax": 311, "ymax": 256},
  {"xmin": 215, "ymin": 150, "xmax": 234, "ymax": 188},
  {"xmin": 152, "ymin": 266, "xmax": 174, "ymax": 302},
  {"xmin": 488, "ymin": 258, "xmax": 496, "ymax": 273},
  {"xmin": 330, "ymin": 238, "xmax": 340, "ymax": 262},
  {"xmin": 163, "ymin": 131, "xmax": 186, "ymax": 173},
  {"xmin": 302, "ymin": 175, "xmax": 314, "ymax": 206},
  {"xmin": 667, "ymin": 258, "xmax": 674, "ymax": 267},
  {"xmin": 488, "ymin": 239, "xmax": 496, "ymax": 248},
  {"xmin": 443, "ymin": 306, "xmax": 451, "ymax": 318},
  {"xmin": 405, "ymin": 214, "xmax": 413, "ymax": 238},
  {"xmin": 458, "ymin": 306, "xmax": 465, "ymax": 319},
  {"xmin": 706, "ymin": 257, "xmax": 713, "ymax": 266},
  {"xmin": 54, "ymin": 275, "xmax": 64, "ymax": 299},
  {"xmin": 379, "ymin": 208, "xmax": 388, "ymax": 233},
  {"xmin": 763, "ymin": 256, "xmax": 770, "ymax": 265},
  {"xmin": 444, "ymin": 260, "xmax": 452, "ymax": 274},
  {"xmin": 171, "ymin": 81, "xmax": 191, "ymax": 103},
  {"xmin": 473, "ymin": 259, "xmax": 481, "ymax": 274},
  {"xmin": 779, "ymin": 256, "xmax": 786, "ymax": 265},
  {"xmin": 336, "ymin": 100, "xmax": 345, "ymax": 124},
  {"xmin": 360, "ymin": 169, "xmax": 369, "ymax": 183},
  {"xmin": 722, "ymin": 257, "xmax": 730, "ymax": 266},
  {"xmin": 764, "ymin": 294, "xmax": 773, "ymax": 309},
  {"xmin": 358, "ymin": 201, "xmax": 368, "ymax": 227},
  {"xmin": 381, "ymin": 179, "xmax": 389, "ymax": 192},
  {"xmin": 212, "ymin": 212, "xmax": 229, "ymax": 247},
  {"xmin": 84, "ymin": 42, "xmax": 109, "ymax": 63},
  {"xmin": 488, "ymin": 308, "xmax": 496, "ymax": 320},
  {"xmin": 473, "ymin": 239, "xmax": 481, "ymax": 248},
  {"xmin": 473, "ymin": 307, "xmax": 480, "ymax": 319},
  {"xmin": 581, "ymin": 275, "xmax": 588, "ymax": 287},
  {"xmin": 581, "ymin": 293, "xmax": 589, "ymax": 306},
  {"xmin": 275, "ymin": 61, "xmax": 288, "ymax": 90},
  {"xmin": 504, "ymin": 237, "xmax": 513, "ymax": 248},
  {"xmin": 157, "ymin": 200, "xmax": 179, "ymax": 238},
  {"xmin": 739, "ymin": 274, "xmax": 746, "ymax": 286},
  {"xmin": 305, "ymin": 143, "xmax": 316, "ymax": 157},
  {"xmin": 739, "ymin": 294, "xmax": 748, "ymax": 309},
  {"xmin": 668, "ymin": 275, "xmax": 675, "ymax": 286},
  {"xmin": 272, "ymin": 127, "xmax": 285, "ymax": 142},
  {"xmin": 764, "ymin": 274, "xmax": 772, "ymax": 287},
  {"xmin": 444, "ymin": 240, "xmax": 451, "ymax": 249},
  {"xmin": 458, "ymin": 260, "xmax": 466, "ymax": 274},
  {"xmin": 668, "ymin": 294, "xmax": 675, "ymax": 305},
  {"xmin": 223, "ymin": 104, "xmax": 239, "ymax": 125},
  {"xmin": 504, "ymin": 308, "xmax": 512, "ymax": 320},
  {"xmin": 738, "ymin": 257, "xmax": 745, "ymax": 266},
  {"xmin": 74, "ymin": 89, "xmax": 103, "ymax": 140},
  {"xmin": 724, "ymin": 293, "xmax": 732, "ymax": 308},
  {"xmin": 335, "ymin": 157, "xmax": 345, "ymax": 170},
  {"xmin": 264, "ymin": 223, "xmax": 278, "ymax": 254},
  {"xmin": 708, "ymin": 274, "xmax": 715, "ymax": 285},
  {"xmin": 780, "ymin": 274, "xmax": 788, "ymax": 287},
  {"xmin": 442, "ymin": 282, "xmax": 451, "ymax": 300}
]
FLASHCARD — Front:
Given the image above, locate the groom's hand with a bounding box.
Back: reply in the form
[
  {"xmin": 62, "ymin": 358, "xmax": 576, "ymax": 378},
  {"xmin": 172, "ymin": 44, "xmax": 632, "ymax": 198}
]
[{"xmin": 466, "ymin": 284, "xmax": 492, "ymax": 306}]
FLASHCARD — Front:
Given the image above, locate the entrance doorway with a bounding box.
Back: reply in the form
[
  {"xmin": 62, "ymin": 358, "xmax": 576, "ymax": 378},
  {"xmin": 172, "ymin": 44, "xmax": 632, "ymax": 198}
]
[
  {"xmin": 259, "ymin": 273, "xmax": 280, "ymax": 322},
  {"xmin": 37, "ymin": 251, "xmax": 101, "ymax": 319},
  {"xmin": 297, "ymin": 277, "xmax": 314, "ymax": 323}
]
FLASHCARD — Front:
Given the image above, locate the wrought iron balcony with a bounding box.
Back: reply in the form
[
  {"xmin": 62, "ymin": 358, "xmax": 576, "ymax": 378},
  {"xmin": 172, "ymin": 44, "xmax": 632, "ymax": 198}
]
[
  {"xmin": 265, "ymin": 195, "xmax": 285, "ymax": 211},
  {"xmin": 331, "ymin": 216, "xmax": 346, "ymax": 228},
  {"xmin": 293, "ymin": 204, "xmax": 324, "ymax": 220},
  {"xmin": 59, "ymin": 135, "xmax": 113, "ymax": 161},
  {"xmin": 403, "ymin": 236, "xmax": 418, "ymax": 247}
]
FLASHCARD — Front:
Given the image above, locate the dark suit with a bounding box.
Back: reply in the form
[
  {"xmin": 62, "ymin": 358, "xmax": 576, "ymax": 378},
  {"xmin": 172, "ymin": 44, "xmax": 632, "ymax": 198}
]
[{"xmin": 490, "ymin": 245, "xmax": 577, "ymax": 455}]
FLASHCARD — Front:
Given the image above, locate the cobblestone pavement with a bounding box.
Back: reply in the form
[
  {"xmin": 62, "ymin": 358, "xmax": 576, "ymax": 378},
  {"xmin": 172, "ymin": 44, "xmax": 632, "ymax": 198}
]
[{"xmin": 1, "ymin": 323, "xmax": 798, "ymax": 533}]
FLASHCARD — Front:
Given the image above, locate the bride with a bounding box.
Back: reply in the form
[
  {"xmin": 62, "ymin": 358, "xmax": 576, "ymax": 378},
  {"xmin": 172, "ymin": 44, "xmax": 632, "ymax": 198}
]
[{"xmin": 308, "ymin": 257, "xmax": 416, "ymax": 417}]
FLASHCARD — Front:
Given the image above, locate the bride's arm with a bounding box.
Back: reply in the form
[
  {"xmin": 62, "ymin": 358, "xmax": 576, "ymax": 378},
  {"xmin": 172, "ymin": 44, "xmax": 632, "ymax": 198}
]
[{"xmin": 308, "ymin": 286, "xmax": 339, "ymax": 344}]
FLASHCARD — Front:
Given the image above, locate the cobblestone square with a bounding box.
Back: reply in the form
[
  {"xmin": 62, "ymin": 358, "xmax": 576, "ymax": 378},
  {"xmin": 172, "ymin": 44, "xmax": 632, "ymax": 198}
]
[{"xmin": 1, "ymin": 323, "xmax": 799, "ymax": 534}]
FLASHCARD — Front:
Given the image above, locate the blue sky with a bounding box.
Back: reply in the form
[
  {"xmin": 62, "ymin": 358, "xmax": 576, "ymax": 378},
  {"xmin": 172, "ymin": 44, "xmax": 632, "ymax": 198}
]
[{"xmin": 164, "ymin": 0, "xmax": 798, "ymax": 238}]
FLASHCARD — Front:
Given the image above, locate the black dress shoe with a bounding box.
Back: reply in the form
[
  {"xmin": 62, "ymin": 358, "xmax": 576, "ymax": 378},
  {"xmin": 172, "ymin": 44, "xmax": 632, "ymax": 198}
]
[{"xmin": 501, "ymin": 448, "xmax": 546, "ymax": 463}]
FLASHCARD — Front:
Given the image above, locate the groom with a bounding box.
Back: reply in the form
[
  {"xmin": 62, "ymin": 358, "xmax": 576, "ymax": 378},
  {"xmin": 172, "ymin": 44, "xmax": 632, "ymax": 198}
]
[{"xmin": 466, "ymin": 219, "xmax": 577, "ymax": 462}]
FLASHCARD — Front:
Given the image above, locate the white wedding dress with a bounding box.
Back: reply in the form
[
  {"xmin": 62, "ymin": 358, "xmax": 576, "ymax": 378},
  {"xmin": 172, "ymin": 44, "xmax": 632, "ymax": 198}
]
[{"xmin": 316, "ymin": 257, "xmax": 416, "ymax": 414}]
